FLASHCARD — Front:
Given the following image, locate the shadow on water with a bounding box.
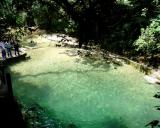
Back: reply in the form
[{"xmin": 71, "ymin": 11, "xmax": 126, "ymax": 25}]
[
  {"xmin": 66, "ymin": 123, "xmax": 78, "ymax": 128},
  {"xmin": 9, "ymin": 65, "xmax": 113, "ymax": 80},
  {"xmin": 102, "ymin": 118, "xmax": 128, "ymax": 128},
  {"xmin": 11, "ymin": 71, "xmax": 52, "ymax": 104},
  {"xmin": 59, "ymin": 49, "xmax": 123, "ymax": 70},
  {"xmin": 79, "ymin": 57, "xmax": 111, "ymax": 69},
  {"xmin": 59, "ymin": 49, "xmax": 79, "ymax": 57},
  {"xmin": 4, "ymin": 55, "xmax": 31, "ymax": 68},
  {"xmin": 10, "ymin": 71, "xmax": 82, "ymax": 128},
  {"xmin": 10, "ymin": 70, "xmax": 98, "ymax": 79},
  {"xmin": 10, "ymin": 71, "xmax": 66, "ymax": 127}
]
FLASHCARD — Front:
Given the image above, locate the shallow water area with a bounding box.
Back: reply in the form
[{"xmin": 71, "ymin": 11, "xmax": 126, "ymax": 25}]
[{"xmin": 10, "ymin": 46, "xmax": 160, "ymax": 128}]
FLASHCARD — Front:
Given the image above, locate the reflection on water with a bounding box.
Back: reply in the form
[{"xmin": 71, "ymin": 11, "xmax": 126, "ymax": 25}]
[{"xmin": 10, "ymin": 47, "xmax": 159, "ymax": 128}]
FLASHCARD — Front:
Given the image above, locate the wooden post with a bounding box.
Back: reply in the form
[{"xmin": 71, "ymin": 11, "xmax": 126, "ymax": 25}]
[
  {"xmin": 0, "ymin": 65, "xmax": 6, "ymax": 85},
  {"xmin": 6, "ymin": 73, "xmax": 13, "ymax": 99}
]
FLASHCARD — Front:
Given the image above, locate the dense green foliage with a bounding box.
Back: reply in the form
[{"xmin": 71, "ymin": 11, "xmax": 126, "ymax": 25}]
[
  {"xmin": 0, "ymin": 0, "xmax": 75, "ymax": 33},
  {"xmin": 134, "ymin": 15, "xmax": 160, "ymax": 56},
  {"xmin": 0, "ymin": 0, "xmax": 160, "ymax": 61}
]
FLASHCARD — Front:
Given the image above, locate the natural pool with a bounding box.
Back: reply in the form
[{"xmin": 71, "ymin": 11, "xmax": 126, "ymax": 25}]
[{"xmin": 10, "ymin": 46, "xmax": 159, "ymax": 128}]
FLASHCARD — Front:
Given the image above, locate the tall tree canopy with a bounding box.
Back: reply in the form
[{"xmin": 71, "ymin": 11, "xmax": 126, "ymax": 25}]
[{"xmin": 0, "ymin": 0, "xmax": 160, "ymax": 54}]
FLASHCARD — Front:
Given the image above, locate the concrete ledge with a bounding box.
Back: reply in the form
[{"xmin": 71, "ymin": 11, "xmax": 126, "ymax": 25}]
[
  {"xmin": 119, "ymin": 56, "xmax": 153, "ymax": 75},
  {"xmin": 1, "ymin": 53, "xmax": 27, "ymax": 65}
]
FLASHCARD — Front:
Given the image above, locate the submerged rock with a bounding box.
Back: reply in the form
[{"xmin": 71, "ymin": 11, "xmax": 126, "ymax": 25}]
[
  {"xmin": 23, "ymin": 104, "xmax": 61, "ymax": 128},
  {"xmin": 67, "ymin": 123, "xmax": 77, "ymax": 128}
]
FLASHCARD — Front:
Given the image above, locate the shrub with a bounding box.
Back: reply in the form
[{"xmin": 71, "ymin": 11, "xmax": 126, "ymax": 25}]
[{"xmin": 134, "ymin": 15, "xmax": 160, "ymax": 56}]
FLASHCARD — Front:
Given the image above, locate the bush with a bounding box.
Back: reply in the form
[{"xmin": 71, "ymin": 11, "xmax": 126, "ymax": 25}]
[
  {"xmin": 16, "ymin": 12, "xmax": 27, "ymax": 27},
  {"xmin": 134, "ymin": 15, "xmax": 160, "ymax": 56}
]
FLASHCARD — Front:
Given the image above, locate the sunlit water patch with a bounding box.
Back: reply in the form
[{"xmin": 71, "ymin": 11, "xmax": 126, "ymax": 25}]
[{"xmin": 10, "ymin": 47, "xmax": 159, "ymax": 128}]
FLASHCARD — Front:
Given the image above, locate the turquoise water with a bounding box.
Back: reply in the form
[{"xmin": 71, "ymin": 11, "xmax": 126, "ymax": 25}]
[{"xmin": 10, "ymin": 47, "xmax": 159, "ymax": 128}]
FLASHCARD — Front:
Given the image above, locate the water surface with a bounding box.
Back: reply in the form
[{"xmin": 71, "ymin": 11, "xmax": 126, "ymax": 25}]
[{"xmin": 10, "ymin": 47, "xmax": 159, "ymax": 128}]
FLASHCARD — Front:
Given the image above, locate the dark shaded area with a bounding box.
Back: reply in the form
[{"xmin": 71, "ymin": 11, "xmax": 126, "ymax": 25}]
[
  {"xmin": 59, "ymin": 49, "xmax": 123, "ymax": 69},
  {"xmin": 102, "ymin": 118, "xmax": 128, "ymax": 128},
  {"xmin": 0, "ymin": 97, "xmax": 26, "ymax": 128},
  {"xmin": 147, "ymin": 93, "xmax": 160, "ymax": 128},
  {"xmin": 153, "ymin": 92, "xmax": 160, "ymax": 99},
  {"xmin": 55, "ymin": 0, "xmax": 159, "ymax": 54},
  {"xmin": 10, "ymin": 71, "xmax": 53, "ymax": 103},
  {"xmin": 67, "ymin": 123, "xmax": 78, "ymax": 128},
  {"xmin": 23, "ymin": 103, "xmax": 62, "ymax": 128},
  {"xmin": 10, "ymin": 70, "xmax": 78, "ymax": 128},
  {"xmin": 2, "ymin": 53, "xmax": 28, "ymax": 65},
  {"xmin": 0, "ymin": 66, "xmax": 26, "ymax": 128},
  {"xmin": 0, "ymin": 18, "xmax": 8, "ymax": 39},
  {"xmin": 145, "ymin": 120, "xmax": 159, "ymax": 128}
]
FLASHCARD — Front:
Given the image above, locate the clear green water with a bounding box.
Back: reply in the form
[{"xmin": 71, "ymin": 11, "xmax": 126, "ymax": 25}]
[{"xmin": 10, "ymin": 47, "xmax": 159, "ymax": 128}]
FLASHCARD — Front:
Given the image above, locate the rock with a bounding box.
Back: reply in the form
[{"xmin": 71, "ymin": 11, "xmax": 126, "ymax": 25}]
[
  {"xmin": 55, "ymin": 44, "xmax": 61, "ymax": 47},
  {"xmin": 19, "ymin": 48, "xmax": 27, "ymax": 53},
  {"xmin": 144, "ymin": 75, "xmax": 160, "ymax": 84},
  {"xmin": 67, "ymin": 123, "xmax": 77, "ymax": 128},
  {"xmin": 154, "ymin": 93, "xmax": 160, "ymax": 98}
]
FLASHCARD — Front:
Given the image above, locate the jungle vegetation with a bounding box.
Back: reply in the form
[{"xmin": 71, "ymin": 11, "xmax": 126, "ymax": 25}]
[{"xmin": 0, "ymin": 0, "xmax": 160, "ymax": 66}]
